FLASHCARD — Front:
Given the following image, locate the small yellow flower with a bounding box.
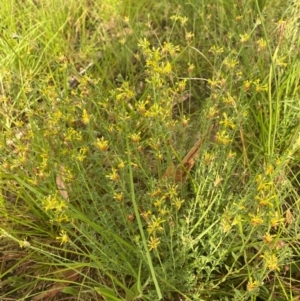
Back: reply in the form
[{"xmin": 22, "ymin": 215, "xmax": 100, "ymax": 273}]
[
  {"xmin": 274, "ymin": 56, "xmax": 287, "ymax": 68},
  {"xmin": 221, "ymin": 219, "xmax": 232, "ymax": 233},
  {"xmin": 185, "ymin": 31, "xmax": 194, "ymax": 42},
  {"xmin": 123, "ymin": 16, "xmax": 130, "ymax": 24},
  {"xmin": 243, "ymin": 80, "xmax": 251, "ymax": 91},
  {"xmin": 222, "ymin": 93, "xmax": 236, "ymax": 106},
  {"xmin": 170, "ymin": 14, "xmax": 180, "ymax": 22},
  {"xmin": 113, "ymin": 192, "xmax": 124, "ymax": 202},
  {"xmin": 270, "ymin": 211, "xmax": 285, "ymax": 229},
  {"xmin": 256, "ymin": 179, "xmax": 272, "ymax": 195},
  {"xmin": 55, "ymin": 199, "xmax": 68, "ymax": 212},
  {"xmin": 265, "ymin": 164, "xmax": 274, "ymax": 175},
  {"xmin": 224, "ymin": 58, "xmax": 238, "ymax": 70},
  {"xmin": 247, "ymin": 278, "xmax": 260, "ymax": 292},
  {"xmin": 117, "ymin": 159, "xmax": 125, "ymax": 169},
  {"xmin": 119, "ymin": 38, "xmax": 126, "ymax": 45},
  {"xmin": 155, "ymin": 150, "xmax": 163, "ymax": 161},
  {"xmin": 161, "ymin": 42, "xmax": 180, "ymax": 57},
  {"xmin": 179, "ymin": 16, "xmax": 188, "ymax": 27},
  {"xmin": 149, "ymin": 189, "xmax": 161, "ymax": 198},
  {"xmin": 219, "ymin": 112, "xmax": 235, "ymax": 129},
  {"xmin": 147, "ymin": 216, "xmax": 165, "ymax": 235},
  {"xmin": 240, "ymin": 33, "xmax": 250, "ymax": 43},
  {"xmin": 53, "ymin": 213, "xmax": 70, "ymax": 223},
  {"xmin": 181, "ymin": 115, "xmax": 189, "ymax": 127},
  {"xmin": 249, "ymin": 213, "xmax": 264, "ymax": 226},
  {"xmin": 137, "ymin": 38, "xmax": 150, "ymax": 53},
  {"xmin": 260, "ymin": 252, "xmax": 280, "ymax": 272},
  {"xmin": 255, "ymin": 194, "xmax": 274, "ymax": 207},
  {"xmin": 235, "ymin": 70, "xmax": 243, "ymax": 80},
  {"xmin": 82, "ymin": 109, "xmax": 90, "ymax": 125},
  {"xmin": 148, "ymin": 236, "xmax": 160, "ymax": 251},
  {"xmin": 177, "ymin": 79, "xmax": 187, "ymax": 92},
  {"xmin": 76, "ymin": 147, "xmax": 88, "ymax": 162},
  {"xmin": 256, "ymin": 174, "xmax": 263, "ymax": 184},
  {"xmin": 145, "ymin": 103, "xmax": 165, "ymax": 119},
  {"xmin": 207, "ymin": 78, "xmax": 219, "ymax": 89},
  {"xmin": 227, "ymin": 150, "xmax": 236, "ymax": 159},
  {"xmin": 131, "ymin": 162, "xmax": 139, "ymax": 169},
  {"xmin": 15, "ymin": 120, "xmax": 24, "ymax": 127},
  {"xmin": 232, "ymin": 214, "xmax": 242, "ymax": 226},
  {"xmin": 116, "ymin": 81, "xmax": 135, "ymax": 101},
  {"xmin": 209, "ymin": 45, "xmax": 224, "ymax": 55},
  {"xmin": 95, "ymin": 137, "xmax": 109, "ymax": 152},
  {"xmin": 130, "ymin": 132, "xmax": 141, "ymax": 143},
  {"xmin": 257, "ymin": 180, "xmax": 272, "ymax": 192},
  {"xmin": 56, "ymin": 230, "xmax": 69, "ymax": 245},
  {"xmin": 153, "ymin": 197, "xmax": 165, "ymax": 208},
  {"xmin": 254, "ymin": 79, "xmax": 268, "ymax": 92},
  {"xmin": 19, "ymin": 239, "xmax": 31, "ymax": 248},
  {"xmin": 106, "ymin": 168, "xmax": 120, "ymax": 182},
  {"xmin": 162, "ymin": 61, "xmax": 172, "ymax": 75},
  {"xmin": 256, "ymin": 38, "xmax": 267, "ymax": 51},
  {"xmin": 166, "ymin": 184, "xmax": 178, "ymax": 198},
  {"xmin": 172, "ymin": 197, "xmax": 184, "ymax": 210},
  {"xmin": 207, "ymin": 105, "xmax": 219, "ymax": 119},
  {"xmin": 19, "ymin": 152, "xmax": 27, "ymax": 165},
  {"xmin": 203, "ymin": 152, "xmax": 215, "ymax": 165},
  {"xmin": 159, "ymin": 206, "xmax": 169, "ymax": 216},
  {"xmin": 188, "ymin": 63, "xmax": 195, "ymax": 74},
  {"xmin": 216, "ymin": 131, "xmax": 232, "ymax": 145},
  {"xmin": 141, "ymin": 210, "xmax": 152, "ymax": 221},
  {"xmin": 263, "ymin": 233, "xmax": 275, "ymax": 244},
  {"xmin": 135, "ymin": 99, "xmax": 149, "ymax": 115},
  {"xmin": 43, "ymin": 194, "xmax": 58, "ymax": 212}
]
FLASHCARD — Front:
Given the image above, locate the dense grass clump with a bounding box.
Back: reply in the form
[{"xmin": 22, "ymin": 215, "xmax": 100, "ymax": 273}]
[{"xmin": 1, "ymin": 0, "xmax": 300, "ymax": 300}]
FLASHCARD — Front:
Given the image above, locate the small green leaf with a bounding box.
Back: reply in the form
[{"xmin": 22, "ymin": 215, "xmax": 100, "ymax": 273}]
[{"xmin": 95, "ymin": 286, "xmax": 122, "ymax": 301}]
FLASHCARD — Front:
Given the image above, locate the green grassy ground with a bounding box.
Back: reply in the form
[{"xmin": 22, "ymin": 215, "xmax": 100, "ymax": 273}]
[{"xmin": 1, "ymin": 0, "xmax": 300, "ymax": 300}]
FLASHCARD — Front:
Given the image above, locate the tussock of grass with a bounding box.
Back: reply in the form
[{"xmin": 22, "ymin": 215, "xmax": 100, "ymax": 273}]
[{"xmin": 1, "ymin": 0, "xmax": 300, "ymax": 300}]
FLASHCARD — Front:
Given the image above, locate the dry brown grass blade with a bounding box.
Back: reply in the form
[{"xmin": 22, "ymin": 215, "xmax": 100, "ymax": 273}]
[
  {"xmin": 56, "ymin": 167, "xmax": 69, "ymax": 201},
  {"xmin": 173, "ymin": 138, "xmax": 203, "ymax": 183},
  {"xmin": 285, "ymin": 208, "xmax": 293, "ymax": 224},
  {"xmin": 163, "ymin": 126, "xmax": 213, "ymax": 183},
  {"xmin": 32, "ymin": 269, "xmax": 79, "ymax": 301}
]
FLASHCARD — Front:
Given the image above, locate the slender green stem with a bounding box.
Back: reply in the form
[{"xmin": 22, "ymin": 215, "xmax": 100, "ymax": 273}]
[{"xmin": 125, "ymin": 135, "xmax": 162, "ymax": 299}]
